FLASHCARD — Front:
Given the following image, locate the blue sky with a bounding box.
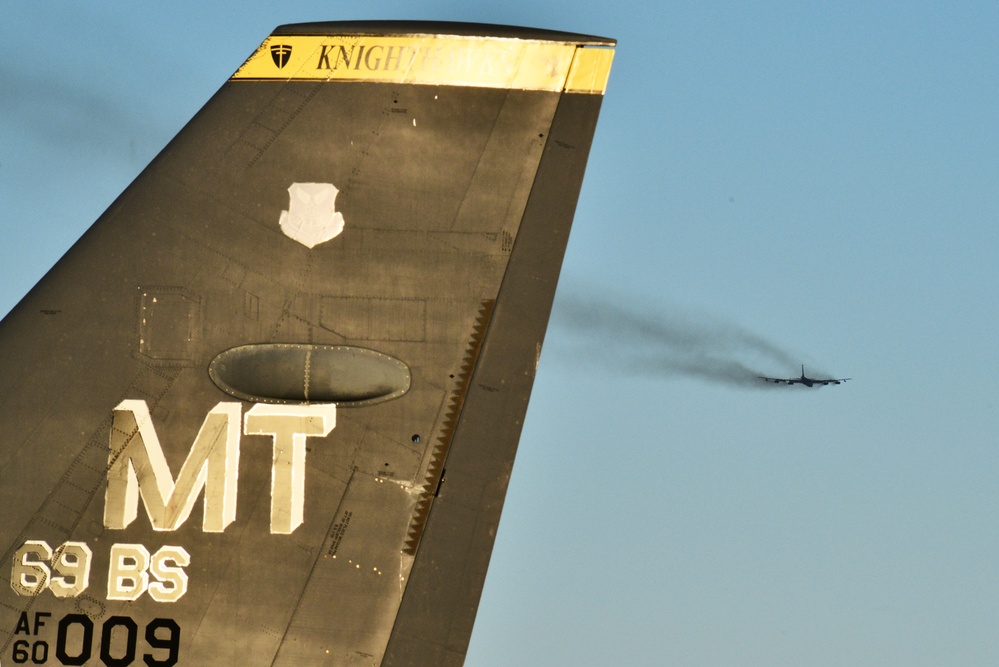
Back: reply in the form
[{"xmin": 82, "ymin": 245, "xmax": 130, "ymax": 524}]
[{"xmin": 5, "ymin": 3, "xmax": 999, "ymax": 665}]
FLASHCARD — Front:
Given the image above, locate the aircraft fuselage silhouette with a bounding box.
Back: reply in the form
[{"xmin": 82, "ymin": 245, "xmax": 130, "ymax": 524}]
[{"xmin": 759, "ymin": 365, "xmax": 850, "ymax": 387}]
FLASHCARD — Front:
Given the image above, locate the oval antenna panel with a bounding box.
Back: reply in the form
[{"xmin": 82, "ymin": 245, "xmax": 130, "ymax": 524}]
[{"xmin": 209, "ymin": 344, "xmax": 411, "ymax": 406}]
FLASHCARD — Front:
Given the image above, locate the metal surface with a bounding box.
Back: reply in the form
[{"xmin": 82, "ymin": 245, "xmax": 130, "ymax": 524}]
[{"xmin": 0, "ymin": 21, "xmax": 612, "ymax": 666}]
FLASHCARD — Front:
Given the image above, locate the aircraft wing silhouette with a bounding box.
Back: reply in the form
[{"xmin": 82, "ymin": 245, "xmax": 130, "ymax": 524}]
[
  {"xmin": 758, "ymin": 376, "xmax": 850, "ymax": 386},
  {"xmin": 758, "ymin": 366, "xmax": 850, "ymax": 386},
  {"xmin": 0, "ymin": 21, "xmax": 613, "ymax": 666}
]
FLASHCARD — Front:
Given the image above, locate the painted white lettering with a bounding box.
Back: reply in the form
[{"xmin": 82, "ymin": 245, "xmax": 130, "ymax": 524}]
[
  {"xmin": 49, "ymin": 542, "xmax": 92, "ymax": 598},
  {"xmin": 11, "ymin": 540, "xmax": 52, "ymax": 596},
  {"xmin": 104, "ymin": 400, "xmax": 241, "ymax": 532},
  {"xmin": 107, "ymin": 544, "xmax": 150, "ymax": 601},
  {"xmin": 243, "ymin": 404, "xmax": 336, "ymax": 534},
  {"xmin": 148, "ymin": 546, "xmax": 191, "ymax": 603}
]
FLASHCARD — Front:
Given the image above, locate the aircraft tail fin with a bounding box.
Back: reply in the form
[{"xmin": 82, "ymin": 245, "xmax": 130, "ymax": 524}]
[{"xmin": 0, "ymin": 21, "xmax": 613, "ymax": 666}]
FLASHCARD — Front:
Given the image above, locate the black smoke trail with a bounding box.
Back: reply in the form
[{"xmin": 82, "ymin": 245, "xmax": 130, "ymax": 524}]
[{"xmin": 550, "ymin": 292, "xmax": 817, "ymax": 388}]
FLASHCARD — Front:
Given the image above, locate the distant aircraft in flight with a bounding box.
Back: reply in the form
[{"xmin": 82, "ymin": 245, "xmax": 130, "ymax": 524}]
[{"xmin": 759, "ymin": 365, "xmax": 850, "ymax": 387}]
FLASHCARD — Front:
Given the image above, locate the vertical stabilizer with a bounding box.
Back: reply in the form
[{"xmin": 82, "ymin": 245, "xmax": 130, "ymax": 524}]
[{"xmin": 0, "ymin": 21, "xmax": 613, "ymax": 665}]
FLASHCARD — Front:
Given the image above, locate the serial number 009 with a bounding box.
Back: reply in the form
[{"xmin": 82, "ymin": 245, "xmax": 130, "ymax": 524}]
[{"xmin": 10, "ymin": 614, "xmax": 179, "ymax": 667}]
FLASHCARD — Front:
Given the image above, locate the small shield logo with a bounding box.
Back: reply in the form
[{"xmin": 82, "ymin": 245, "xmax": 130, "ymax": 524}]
[
  {"xmin": 270, "ymin": 44, "xmax": 292, "ymax": 69},
  {"xmin": 279, "ymin": 183, "xmax": 346, "ymax": 249}
]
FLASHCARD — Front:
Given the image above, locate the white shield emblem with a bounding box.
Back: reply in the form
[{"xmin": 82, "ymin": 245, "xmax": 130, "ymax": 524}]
[{"xmin": 279, "ymin": 182, "xmax": 346, "ymax": 248}]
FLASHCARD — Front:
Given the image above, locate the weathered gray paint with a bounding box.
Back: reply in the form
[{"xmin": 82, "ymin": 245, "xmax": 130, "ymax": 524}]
[{"xmin": 0, "ymin": 21, "xmax": 611, "ymax": 665}]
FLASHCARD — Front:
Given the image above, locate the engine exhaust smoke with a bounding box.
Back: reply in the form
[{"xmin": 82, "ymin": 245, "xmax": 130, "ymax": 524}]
[{"xmin": 551, "ymin": 292, "xmax": 809, "ymax": 388}]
